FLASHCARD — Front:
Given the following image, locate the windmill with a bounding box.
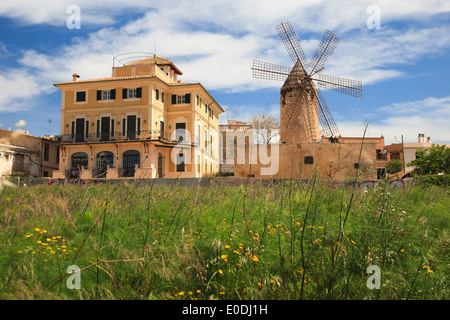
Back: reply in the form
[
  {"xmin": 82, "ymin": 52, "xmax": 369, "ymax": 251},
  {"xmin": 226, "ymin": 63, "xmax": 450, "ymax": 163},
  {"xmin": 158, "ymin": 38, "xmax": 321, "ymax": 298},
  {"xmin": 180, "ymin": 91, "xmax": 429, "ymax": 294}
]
[{"xmin": 252, "ymin": 22, "xmax": 362, "ymax": 143}]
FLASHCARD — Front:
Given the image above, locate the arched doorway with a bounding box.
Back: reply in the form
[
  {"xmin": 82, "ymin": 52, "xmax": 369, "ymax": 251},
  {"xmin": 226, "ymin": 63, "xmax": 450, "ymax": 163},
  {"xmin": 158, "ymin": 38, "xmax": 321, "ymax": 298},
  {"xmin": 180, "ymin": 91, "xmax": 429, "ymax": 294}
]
[
  {"xmin": 157, "ymin": 152, "xmax": 163, "ymax": 178},
  {"xmin": 123, "ymin": 150, "xmax": 140, "ymax": 177},
  {"xmin": 71, "ymin": 152, "xmax": 88, "ymax": 178},
  {"xmin": 96, "ymin": 151, "xmax": 114, "ymax": 177}
]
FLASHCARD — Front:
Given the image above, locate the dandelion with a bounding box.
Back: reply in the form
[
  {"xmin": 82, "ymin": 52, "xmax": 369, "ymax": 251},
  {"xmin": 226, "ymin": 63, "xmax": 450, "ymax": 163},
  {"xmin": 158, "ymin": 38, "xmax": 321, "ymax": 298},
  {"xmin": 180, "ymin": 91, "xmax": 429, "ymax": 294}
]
[
  {"xmin": 219, "ymin": 292, "xmax": 225, "ymax": 295},
  {"xmin": 221, "ymin": 254, "xmax": 227, "ymax": 260},
  {"xmin": 196, "ymin": 290, "xmax": 201, "ymax": 294},
  {"xmin": 267, "ymin": 225, "xmax": 271, "ymax": 230},
  {"xmin": 252, "ymin": 255, "xmax": 259, "ymax": 262},
  {"xmin": 218, "ymin": 269, "xmax": 223, "ymax": 274},
  {"xmin": 224, "ymin": 245, "xmax": 230, "ymax": 249},
  {"xmin": 34, "ymin": 228, "xmax": 41, "ymax": 232},
  {"xmin": 26, "ymin": 234, "xmax": 33, "ymax": 238},
  {"xmin": 400, "ymin": 249, "xmax": 405, "ymax": 253},
  {"xmin": 178, "ymin": 292, "xmax": 185, "ymax": 296},
  {"xmin": 351, "ymin": 240, "xmax": 356, "ymax": 245},
  {"xmin": 427, "ymin": 269, "xmax": 433, "ymax": 273}
]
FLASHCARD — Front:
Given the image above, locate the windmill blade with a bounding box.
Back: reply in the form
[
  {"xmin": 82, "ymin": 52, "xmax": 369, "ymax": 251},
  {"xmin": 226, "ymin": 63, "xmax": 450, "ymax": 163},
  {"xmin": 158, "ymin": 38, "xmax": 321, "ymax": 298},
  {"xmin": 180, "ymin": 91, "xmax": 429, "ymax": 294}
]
[
  {"xmin": 309, "ymin": 30, "xmax": 340, "ymax": 76},
  {"xmin": 276, "ymin": 22, "xmax": 310, "ymax": 70},
  {"xmin": 315, "ymin": 88, "xmax": 339, "ymax": 137},
  {"xmin": 313, "ymin": 74, "xmax": 363, "ymax": 98},
  {"xmin": 251, "ymin": 59, "xmax": 291, "ymax": 81}
]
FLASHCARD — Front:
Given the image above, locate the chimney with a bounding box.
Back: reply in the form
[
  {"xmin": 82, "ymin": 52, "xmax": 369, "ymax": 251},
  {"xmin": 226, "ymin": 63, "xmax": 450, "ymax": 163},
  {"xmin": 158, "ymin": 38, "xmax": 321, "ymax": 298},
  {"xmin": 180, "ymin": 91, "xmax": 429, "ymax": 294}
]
[
  {"xmin": 72, "ymin": 73, "xmax": 80, "ymax": 81},
  {"xmin": 418, "ymin": 133, "xmax": 425, "ymax": 143},
  {"xmin": 427, "ymin": 137, "xmax": 431, "ymax": 144}
]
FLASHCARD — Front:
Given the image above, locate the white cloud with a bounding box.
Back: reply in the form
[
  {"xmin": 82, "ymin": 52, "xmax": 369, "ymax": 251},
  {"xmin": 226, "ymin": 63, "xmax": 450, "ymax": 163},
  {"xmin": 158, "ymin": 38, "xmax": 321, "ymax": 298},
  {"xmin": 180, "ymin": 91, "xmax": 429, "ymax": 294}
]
[{"xmin": 339, "ymin": 96, "xmax": 450, "ymax": 144}]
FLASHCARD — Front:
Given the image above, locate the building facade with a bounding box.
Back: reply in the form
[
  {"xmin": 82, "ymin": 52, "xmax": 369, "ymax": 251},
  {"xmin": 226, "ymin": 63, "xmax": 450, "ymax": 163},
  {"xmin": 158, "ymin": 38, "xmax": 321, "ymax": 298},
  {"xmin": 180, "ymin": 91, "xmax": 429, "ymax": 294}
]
[
  {"xmin": 0, "ymin": 129, "xmax": 59, "ymax": 178},
  {"xmin": 52, "ymin": 55, "xmax": 223, "ymax": 179}
]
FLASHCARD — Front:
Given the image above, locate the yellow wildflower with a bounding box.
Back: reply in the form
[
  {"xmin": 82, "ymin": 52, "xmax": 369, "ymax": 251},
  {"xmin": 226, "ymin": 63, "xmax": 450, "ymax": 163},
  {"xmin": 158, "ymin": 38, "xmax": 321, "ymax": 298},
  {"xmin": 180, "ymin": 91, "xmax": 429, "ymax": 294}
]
[
  {"xmin": 34, "ymin": 228, "xmax": 41, "ymax": 232},
  {"xmin": 218, "ymin": 269, "xmax": 223, "ymax": 274},
  {"xmin": 221, "ymin": 254, "xmax": 227, "ymax": 260},
  {"xmin": 400, "ymin": 249, "xmax": 405, "ymax": 253},
  {"xmin": 252, "ymin": 255, "xmax": 259, "ymax": 262},
  {"xmin": 224, "ymin": 245, "xmax": 230, "ymax": 249},
  {"xmin": 178, "ymin": 292, "xmax": 185, "ymax": 296}
]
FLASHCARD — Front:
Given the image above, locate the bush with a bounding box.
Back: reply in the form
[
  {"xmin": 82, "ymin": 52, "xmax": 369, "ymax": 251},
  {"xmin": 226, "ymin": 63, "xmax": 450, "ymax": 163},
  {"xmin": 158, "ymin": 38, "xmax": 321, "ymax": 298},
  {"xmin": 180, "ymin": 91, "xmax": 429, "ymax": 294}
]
[
  {"xmin": 415, "ymin": 174, "xmax": 450, "ymax": 187},
  {"xmin": 385, "ymin": 159, "xmax": 403, "ymax": 174}
]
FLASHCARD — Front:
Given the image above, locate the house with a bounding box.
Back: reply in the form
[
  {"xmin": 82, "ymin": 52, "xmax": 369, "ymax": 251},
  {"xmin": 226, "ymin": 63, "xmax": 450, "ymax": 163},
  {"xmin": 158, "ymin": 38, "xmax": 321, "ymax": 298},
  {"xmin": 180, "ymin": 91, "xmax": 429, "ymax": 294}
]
[
  {"xmin": 0, "ymin": 128, "xmax": 59, "ymax": 178},
  {"xmin": 384, "ymin": 134, "xmax": 449, "ymax": 174},
  {"xmin": 51, "ymin": 54, "xmax": 224, "ymax": 179}
]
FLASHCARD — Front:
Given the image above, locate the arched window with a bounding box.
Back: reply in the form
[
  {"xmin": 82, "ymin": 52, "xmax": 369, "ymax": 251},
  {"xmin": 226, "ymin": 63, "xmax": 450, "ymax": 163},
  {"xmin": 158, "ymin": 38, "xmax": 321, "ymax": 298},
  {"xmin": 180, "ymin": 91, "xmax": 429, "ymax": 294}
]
[
  {"xmin": 71, "ymin": 152, "xmax": 88, "ymax": 170},
  {"xmin": 123, "ymin": 150, "xmax": 140, "ymax": 177},
  {"xmin": 97, "ymin": 151, "xmax": 114, "ymax": 177}
]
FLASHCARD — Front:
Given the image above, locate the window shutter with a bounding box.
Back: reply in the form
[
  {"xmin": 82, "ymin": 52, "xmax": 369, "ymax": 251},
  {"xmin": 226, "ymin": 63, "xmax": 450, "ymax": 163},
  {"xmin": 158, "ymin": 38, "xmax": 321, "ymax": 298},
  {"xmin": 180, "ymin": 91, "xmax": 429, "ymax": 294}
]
[
  {"xmin": 122, "ymin": 88, "xmax": 128, "ymax": 99},
  {"xmin": 111, "ymin": 89, "xmax": 116, "ymax": 100},
  {"xmin": 97, "ymin": 90, "xmax": 102, "ymax": 101},
  {"xmin": 172, "ymin": 94, "xmax": 177, "ymax": 105},
  {"xmin": 136, "ymin": 87, "xmax": 142, "ymax": 98},
  {"xmin": 185, "ymin": 93, "xmax": 191, "ymax": 104},
  {"xmin": 156, "ymin": 89, "xmax": 159, "ymax": 100}
]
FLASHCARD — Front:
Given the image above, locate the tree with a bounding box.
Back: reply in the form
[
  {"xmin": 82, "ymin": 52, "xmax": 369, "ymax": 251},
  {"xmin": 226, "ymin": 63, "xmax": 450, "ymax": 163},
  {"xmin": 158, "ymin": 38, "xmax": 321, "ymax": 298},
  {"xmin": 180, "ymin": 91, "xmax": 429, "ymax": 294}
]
[
  {"xmin": 385, "ymin": 159, "xmax": 403, "ymax": 174},
  {"xmin": 407, "ymin": 144, "xmax": 450, "ymax": 175},
  {"xmin": 249, "ymin": 113, "xmax": 280, "ymax": 144}
]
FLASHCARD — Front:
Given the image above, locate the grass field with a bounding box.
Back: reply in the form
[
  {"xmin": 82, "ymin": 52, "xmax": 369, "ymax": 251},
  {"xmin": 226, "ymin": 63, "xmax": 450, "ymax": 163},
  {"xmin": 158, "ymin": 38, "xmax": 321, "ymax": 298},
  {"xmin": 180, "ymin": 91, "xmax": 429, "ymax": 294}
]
[{"xmin": 0, "ymin": 179, "xmax": 448, "ymax": 300}]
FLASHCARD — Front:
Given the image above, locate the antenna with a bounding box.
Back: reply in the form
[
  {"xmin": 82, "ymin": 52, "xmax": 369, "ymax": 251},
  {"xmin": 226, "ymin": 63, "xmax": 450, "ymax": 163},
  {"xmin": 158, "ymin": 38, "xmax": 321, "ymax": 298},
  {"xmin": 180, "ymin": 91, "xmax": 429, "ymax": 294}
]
[{"xmin": 48, "ymin": 118, "xmax": 52, "ymax": 136}]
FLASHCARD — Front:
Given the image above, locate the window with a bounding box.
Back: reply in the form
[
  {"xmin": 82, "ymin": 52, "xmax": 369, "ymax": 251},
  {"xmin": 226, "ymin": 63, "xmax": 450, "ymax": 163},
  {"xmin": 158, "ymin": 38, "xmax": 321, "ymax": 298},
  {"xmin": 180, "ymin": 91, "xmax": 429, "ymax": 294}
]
[
  {"xmin": 128, "ymin": 89, "xmax": 137, "ymax": 99},
  {"xmin": 177, "ymin": 154, "xmax": 185, "ymax": 172},
  {"xmin": 56, "ymin": 147, "xmax": 60, "ymax": 164},
  {"xmin": 354, "ymin": 163, "xmax": 360, "ymax": 169},
  {"xmin": 44, "ymin": 143, "xmax": 49, "ymax": 162},
  {"xmin": 177, "ymin": 95, "xmax": 185, "ymax": 104},
  {"xmin": 198, "ymin": 155, "xmax": 201, "ymax": 173},
  {"xmin": 156, "ymin": 89, "xmax": 160, "ymax": 101},
  {"xmin": 98, "ymin": 89, "xmax": 115, "ymax": 100},
  {"xmin": 210, "ymin": 134, "xmax": 213, "ymax": 155},
  {"xmin": 172, "ymin": 94, "xmax": 190, "ymax": 105},
  {"xmin": 76, "ymin": 91, "xmax": 86, "ymax": 102},
  {"xmin": 304, "ymin": 156, "xmax": 314, "ymax": 164},
  {"xmin": 122, "ymin": 88, "xmax": 142, "ymax": 99},
  {"xmin": 205, "ymin": 104, "xmax": 208, "ymax": 114},
  {"xmin": 197, "ymin": 123, "xmax": 201, "ymax": 146},
  {"xmin": 161, "ymin": 92, "xmax": 164, "ymax": 103}
]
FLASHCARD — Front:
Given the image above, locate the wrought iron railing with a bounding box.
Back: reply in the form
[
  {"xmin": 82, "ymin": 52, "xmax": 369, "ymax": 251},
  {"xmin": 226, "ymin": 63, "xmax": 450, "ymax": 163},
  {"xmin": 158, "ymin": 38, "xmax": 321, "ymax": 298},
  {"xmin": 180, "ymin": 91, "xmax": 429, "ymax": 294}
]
[{"xmin": 56, "ymin": 130, "xmax": 178, "ymax": 144}]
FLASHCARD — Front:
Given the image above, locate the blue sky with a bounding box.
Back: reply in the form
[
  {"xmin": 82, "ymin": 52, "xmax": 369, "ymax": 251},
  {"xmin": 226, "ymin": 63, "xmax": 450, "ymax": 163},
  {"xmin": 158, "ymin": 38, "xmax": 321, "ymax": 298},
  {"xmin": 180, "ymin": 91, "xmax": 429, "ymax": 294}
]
[{"xmin": 0, "ymin": 0, "xmax": 449, "ymax": 144}]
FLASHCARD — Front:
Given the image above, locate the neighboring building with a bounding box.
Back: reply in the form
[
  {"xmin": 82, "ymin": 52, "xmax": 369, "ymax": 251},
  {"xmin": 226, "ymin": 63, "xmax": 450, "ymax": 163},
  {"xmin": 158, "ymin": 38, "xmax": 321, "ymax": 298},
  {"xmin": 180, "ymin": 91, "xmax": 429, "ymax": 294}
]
[
  {"xmin": 384, "ymin": 134, "xmax": 449, "ymax": 174},
  {"xmin": 52, "ymin": 54, "xmax": 224, "ymax": 179},
  {"xmin": 322, "ymin": 135, "xmax": 387, "ymax": 179},
  {"xmin": 0, "ymin": 128, "xmax": 59, "ymax": 178},
  {"xmin": 233, "ymin": 140, "xmax": 377, "ymax": 180},
  {"xmin": 219, "ymin": 120, "xmax": 253, "ymax": 175}
]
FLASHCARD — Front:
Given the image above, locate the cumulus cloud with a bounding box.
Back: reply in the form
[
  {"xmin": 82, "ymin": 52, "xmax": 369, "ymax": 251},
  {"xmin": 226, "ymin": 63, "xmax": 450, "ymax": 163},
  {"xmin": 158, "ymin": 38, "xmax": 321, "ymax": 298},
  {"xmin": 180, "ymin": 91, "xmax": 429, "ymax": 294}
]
[{"xmin": 339, "ymin": 96, "xmax": 450, "ymax": 144}]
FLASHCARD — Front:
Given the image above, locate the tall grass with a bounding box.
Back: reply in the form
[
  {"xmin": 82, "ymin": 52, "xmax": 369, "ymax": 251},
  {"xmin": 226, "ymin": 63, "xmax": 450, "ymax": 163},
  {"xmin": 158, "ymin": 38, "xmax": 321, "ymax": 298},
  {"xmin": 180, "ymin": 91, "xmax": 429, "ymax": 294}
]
[{"xmin": 0, "ymin": 179, "xmax": 448, "ymax": 300}]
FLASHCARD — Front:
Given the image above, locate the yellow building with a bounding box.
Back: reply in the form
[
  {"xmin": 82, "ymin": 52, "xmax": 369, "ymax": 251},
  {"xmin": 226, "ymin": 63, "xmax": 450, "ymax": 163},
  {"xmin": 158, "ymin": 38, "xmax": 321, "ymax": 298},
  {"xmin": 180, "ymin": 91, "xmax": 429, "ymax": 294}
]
[{"xmin": 52, "ymin": 54, "xmax": 224, "ymax": 179}]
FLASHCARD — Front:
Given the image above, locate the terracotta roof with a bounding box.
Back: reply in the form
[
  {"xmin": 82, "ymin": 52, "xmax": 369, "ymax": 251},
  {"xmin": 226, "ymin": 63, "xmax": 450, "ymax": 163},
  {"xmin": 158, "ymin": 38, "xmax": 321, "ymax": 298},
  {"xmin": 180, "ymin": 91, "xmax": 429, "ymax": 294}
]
[{"xmin": 53, "ymin": 75, "xmax": 158, "ymax": 86}]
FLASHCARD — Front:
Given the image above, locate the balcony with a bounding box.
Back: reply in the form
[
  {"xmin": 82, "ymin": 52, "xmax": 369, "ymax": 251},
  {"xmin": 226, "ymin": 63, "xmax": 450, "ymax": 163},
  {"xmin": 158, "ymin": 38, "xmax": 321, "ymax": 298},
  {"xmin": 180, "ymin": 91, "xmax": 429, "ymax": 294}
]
[{"xmin": 56, "ymin": 130, "xmax": 176, "ymax": 145}]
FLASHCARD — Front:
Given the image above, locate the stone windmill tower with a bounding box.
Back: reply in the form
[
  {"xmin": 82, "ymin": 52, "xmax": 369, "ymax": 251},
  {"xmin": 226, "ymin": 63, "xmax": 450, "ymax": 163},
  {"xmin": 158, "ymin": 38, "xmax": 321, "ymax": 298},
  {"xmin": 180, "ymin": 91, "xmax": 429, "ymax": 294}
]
[{"xmin": 252, "ymin": 22, "xmax": 363, "ymax": 144}]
